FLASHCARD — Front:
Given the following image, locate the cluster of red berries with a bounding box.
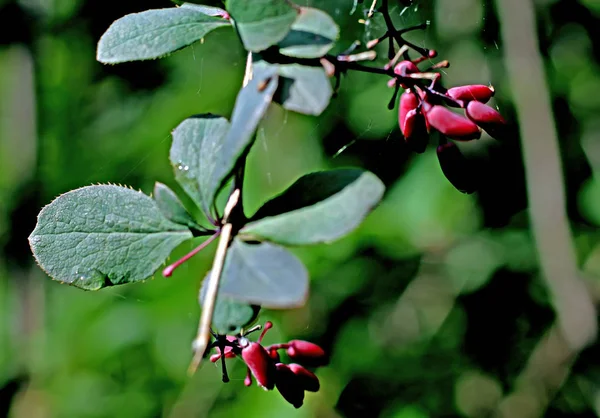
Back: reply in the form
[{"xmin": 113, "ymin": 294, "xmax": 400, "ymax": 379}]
[
  {"xmin": 387, "ymin": 52, "xmax": 508, "ymax": 193},
  {"xmin": 208, "ymin": 322, "xmax": 326, "ymax": 408}
]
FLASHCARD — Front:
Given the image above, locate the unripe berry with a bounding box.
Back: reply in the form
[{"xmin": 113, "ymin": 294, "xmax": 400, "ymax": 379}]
[{"xmin": 399, "ymin": 91, "xmax": 419, "ymax": 137}]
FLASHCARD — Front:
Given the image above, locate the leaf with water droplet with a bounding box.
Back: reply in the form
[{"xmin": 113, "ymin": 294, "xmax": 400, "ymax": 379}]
[
  {"xmin": 170, "ymin": 70, "xmax": 278, "ymax": 219},
  {"xmin": 170, "ymin": 114, "xmax": 230, "ymax": 219},
  {"xmin": 29, "ymin": 185, "xmax": 193, "ymax": 290}
]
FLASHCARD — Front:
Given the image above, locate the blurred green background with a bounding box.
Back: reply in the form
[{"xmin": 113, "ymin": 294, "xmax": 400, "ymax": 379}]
[{"xmin": 2, "ymin": 0, "xmax": 600, "ymax": 416}]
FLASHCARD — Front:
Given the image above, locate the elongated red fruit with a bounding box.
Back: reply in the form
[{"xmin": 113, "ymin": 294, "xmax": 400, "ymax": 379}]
[
  {"xmin": 446, "ymin": 84, "xmax": 494, "ymax": 103},
  {"xmin": 465, "ymin": 100, "xmax": 507, "ymax": 140},
  {"xmin": 287, "ymin": 340, "xmax": 327, "ymax": 366},
  {"xmin": 399, "ymin": 91, "xmax": 419, "ymax": 136},
  {"xmin": 403, "ymin": 109, "xmax": 429, "ymax": 153},
  {"xmin": 436, "ymin": 141, "xmax": 479, "ymax": 194},
  {"xmin": 288, "ymin": 364, "xmax": 320, "ymax": 392},
  {"xmin": 275, "ymin": 363, "xmax": 305, "ymax": 408},
  {"xmin": 425, "ymin": 105, "xmax": 481, "ymax": 140},
  {"xmin": 240, "ymin": 340, "xmax": 276, "ymax": 390}
]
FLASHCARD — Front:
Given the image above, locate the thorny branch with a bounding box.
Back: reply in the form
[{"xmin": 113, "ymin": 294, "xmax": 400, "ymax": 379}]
[{"xmin": 188, "ymin": 53, "xmax": 254, "ymax": 375}]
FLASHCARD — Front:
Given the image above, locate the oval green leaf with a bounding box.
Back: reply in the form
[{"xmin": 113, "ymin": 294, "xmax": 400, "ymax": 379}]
[
  {"xmin": 215, "ymin": 239, "xmax": 309, "ymax": 308},
  {"xmin": 277, "ymin": 64, "xmax": 333, "ymax": 115},
  {"xmin": 212, "ymin": 66, "xmax": 279, "ymax": 202},
  {"xmin": 279, "ymin": 7, "xmax": 340, "ymax": 58},
  {"xmin": 97, "ymin": 6, "xmax": 230, "ymax": 64},
  {"xmin": 254, "ymin": 59, "xmax": 333, "ymax": 116},
  {"xmin": 29, "ymin": 185, "xmax": 193, "ymax": 290},
  {"xmin": 226, "ymin": 0, "xmax": 298, "ymax": 51},
  {"xmin": 153, "ymin": 182, "xmax": 201, "ymax": 229},
  {"xmin": 241, "ymin": 169, "xmax": 385, "ymax": 246}
]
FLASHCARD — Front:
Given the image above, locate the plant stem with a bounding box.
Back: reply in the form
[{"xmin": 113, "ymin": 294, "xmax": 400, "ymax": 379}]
[
  {"xmin": 496, "ymin": 0, "xmax": 596, "ymax": 352},
  {"xmin": 380, "ymin": 0, "xmax": 428, "ymax": 57},
  {"xmin": 187, "ymin": 54, "xmax": 254, "ymax": 375},
  {"xmin": 188, "ymin": 190, "xmax": 240, "ymax": 375}
]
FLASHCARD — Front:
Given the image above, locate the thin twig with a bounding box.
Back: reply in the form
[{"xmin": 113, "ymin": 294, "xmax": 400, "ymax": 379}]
[
  {"xmin": 188, "ymin": 190, "xmax": 240, "ymax": 375},
  {"xmin": 187, "ymin": 53, "xmax": 254, "ymax": 375}
]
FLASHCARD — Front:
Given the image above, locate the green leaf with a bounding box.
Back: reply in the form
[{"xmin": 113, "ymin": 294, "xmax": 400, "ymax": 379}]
[
  {"xmin": 180, "ymin": 4, "xmax": 229, "ymax": 18},
  {"xmin": 29, "ymin": 185, "xmax": 193, "ymax": 290},
  {"xmin": 212, "ymin": 67, "xmax": 279, "ymax": 201},
  {"xmin": 97, "ymin": 6, "xmax": 230, "ymax": 64},
  {"xmin": 170, "ymin": 114, "xmax": 230, "ymax": 219},
  {"xmin": 153, "ymin": 182, "xmax": 201, "ymax": 229},
  {"xmin": 277, "ymin": 65, "xmax": 333, "ymax": 115},
  {"xmin": 216, "ymin": 239, "xmax": 308, "ymax": 308},
  {"xmin": 254, "ymin": 59, "xmax": 332, "ymax": 115},
  {"xmin": 226, "ymin": 0, "xmax": 298, "ymax": 51},
  {"xmin": 241, "ymin": 169, "xmax": 385, "ymax": 245},
  {"xmin": 279, "ymin": 7, "xmax": 339, "ymax": 58},
  {"xmin": 199, "ymin": 284, "xmax": 260, "ymax": 334}
]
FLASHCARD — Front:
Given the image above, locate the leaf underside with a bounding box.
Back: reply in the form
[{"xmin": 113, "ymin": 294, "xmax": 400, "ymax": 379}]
[{"xmin": 214, "ymin": 239, "xmax": 309, "ymax": 309}]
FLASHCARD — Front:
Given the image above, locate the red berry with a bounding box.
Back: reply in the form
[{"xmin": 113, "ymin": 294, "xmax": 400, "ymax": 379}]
[
  {"xmin": 288, "ymin": 364, "xmax": 320, "ymax": 392},
  {"xmin": 275, "ymin": 363, "xmax": 305, "ymax": 408},
  {"xmin": 399, "ymin": 91, "xmax": 419, "ymax": 137},
  {"xmin": 465, "ymin": 100, "xmax": 507, "ymax": 140},
  {"xmin": 403, "ymin": 109, "xmax": 429, "ymax": 153},
  {"xmin": 436, "ymin": 141, "xmax": 479, "ymax": 194},
  {"xmin": 240, "ymin": 339, "xmax": 276, "ymax": 390},
  {"xmin": 425, "ymin": 105, "xmax": 481, "ymax": 141},
  {"xmin": 287, "ymin": 340, "xmax": 327, "ymax": 366},
  {"xmin": 268, "ymin": 348, "xmax": 281, "ymax": 363},
  {"xmin": 446, "ymin": 85, "xmax": 495, "ymax": 104}
]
